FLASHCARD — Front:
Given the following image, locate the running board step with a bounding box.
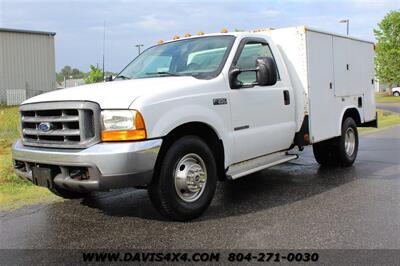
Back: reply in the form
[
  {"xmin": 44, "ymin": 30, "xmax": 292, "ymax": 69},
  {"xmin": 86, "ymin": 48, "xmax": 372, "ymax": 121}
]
[{"xmin": 227, "ymin": 152, "xmax": 298, "ymax": 180}]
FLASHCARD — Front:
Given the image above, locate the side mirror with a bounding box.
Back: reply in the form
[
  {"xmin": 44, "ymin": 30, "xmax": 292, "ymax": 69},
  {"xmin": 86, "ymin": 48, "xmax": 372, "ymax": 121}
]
[
  {"xmin": 105, "ymin": 75, "xmax": 113, "ymax": 82},
  {"xmin": 229, "ymin": 56, "xmax": 277, "ymax": 89},
  {"xmin": 256, "ymin": 57, "xmax": 277, "ymax": 86},
  {"xmin": 228, "ymin": 68, "xmax": 243, "ymax": 89}
]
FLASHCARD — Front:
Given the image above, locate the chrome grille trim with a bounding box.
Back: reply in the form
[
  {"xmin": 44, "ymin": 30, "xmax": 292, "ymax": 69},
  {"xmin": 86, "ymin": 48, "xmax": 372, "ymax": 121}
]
[
  {"xmin": 20, "ymin": 101, "xmax": 101, "ymax": 149},
  {"xmin": 22, "ymin": 128, "xmax": 81, "ymax": 136},
  {"xmin": 21, "ymin": 115, "xmax": 80, "ymax": 123}
]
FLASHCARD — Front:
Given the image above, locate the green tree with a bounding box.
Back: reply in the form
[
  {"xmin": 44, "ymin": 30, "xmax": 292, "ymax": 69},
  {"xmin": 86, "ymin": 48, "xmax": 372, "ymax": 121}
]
[
  {"xmin": 72, "ymin": 68, "xmax": 84, "ymax": 78},
  {"xmin": 374, "ymin": 10, "xmax": 400, "ymax": 94},
  {"xmin": 56, "ymin": 66, "xmax": 85, "ymax": 84},
  {"xmin": 60, "ymin": 65, "xmax": 73, "ymax": 77},
  {"xmin": 84, "ymin": 65, "xmax": 104, "ymax": 84}
]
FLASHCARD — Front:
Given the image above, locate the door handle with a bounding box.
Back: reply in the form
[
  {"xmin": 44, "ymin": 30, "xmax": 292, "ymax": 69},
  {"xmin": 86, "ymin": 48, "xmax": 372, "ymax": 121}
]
[{"xmin": 283, "ymin": 90, "xmax": 290, "ymax": 105}]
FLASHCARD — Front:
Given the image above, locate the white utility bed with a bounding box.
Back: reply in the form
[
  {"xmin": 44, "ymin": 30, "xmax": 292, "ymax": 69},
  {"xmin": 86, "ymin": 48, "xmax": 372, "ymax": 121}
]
[{"xmin": 264, "ymin": 26, "xmax": 376, "ymax": 143}]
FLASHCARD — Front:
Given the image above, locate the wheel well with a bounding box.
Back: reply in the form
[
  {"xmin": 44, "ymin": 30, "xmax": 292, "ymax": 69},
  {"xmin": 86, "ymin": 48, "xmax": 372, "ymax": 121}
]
[
  {"xmin": 343, "ymin": 108, "xmax": 361, "ymax": 126},
  {"xmin": 154, "ymin": 122, "xmax": 226, "ymax": 181}
]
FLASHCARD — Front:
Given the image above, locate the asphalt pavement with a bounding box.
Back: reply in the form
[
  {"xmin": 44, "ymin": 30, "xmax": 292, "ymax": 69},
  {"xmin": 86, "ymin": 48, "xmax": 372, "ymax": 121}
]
[
  {"xmin": 377, "ymin": 102, "xmax": 400, "ymax": 113},
  {"xmin": 1, "ymin": 126, "xmax": 399, "ymax": 249}
]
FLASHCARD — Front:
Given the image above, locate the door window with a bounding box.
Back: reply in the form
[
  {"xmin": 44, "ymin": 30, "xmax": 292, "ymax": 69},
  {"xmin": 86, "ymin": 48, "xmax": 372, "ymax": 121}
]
[{"xmin": 235, "ymin": 42, "xmax": 276, "ymax": 84}]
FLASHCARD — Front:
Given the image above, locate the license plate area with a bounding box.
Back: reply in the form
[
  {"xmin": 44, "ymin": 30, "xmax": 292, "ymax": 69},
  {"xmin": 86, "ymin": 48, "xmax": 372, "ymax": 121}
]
[{"xmin": 32, "ymin": 167, "xmax": 55, "ymax": 188}]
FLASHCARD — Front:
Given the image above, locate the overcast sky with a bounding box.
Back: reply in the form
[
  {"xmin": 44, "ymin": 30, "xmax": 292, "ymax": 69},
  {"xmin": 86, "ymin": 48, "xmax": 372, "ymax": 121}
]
[{"xmin": 0, "ymin": 0, "xmax": 398, "ymax": 72}]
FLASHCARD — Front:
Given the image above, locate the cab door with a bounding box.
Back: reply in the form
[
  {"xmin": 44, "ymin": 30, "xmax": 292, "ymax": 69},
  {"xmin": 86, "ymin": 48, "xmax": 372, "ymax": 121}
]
[{"xmin": 229, "ymin": 38, "xmax": 296, "ymax": 163}]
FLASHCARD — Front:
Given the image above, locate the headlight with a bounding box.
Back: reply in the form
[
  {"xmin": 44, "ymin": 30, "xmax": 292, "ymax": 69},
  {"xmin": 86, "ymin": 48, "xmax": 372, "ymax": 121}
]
[{"xmin": 101, "ymin": 110, "xmax": 146, "ymax": 141}]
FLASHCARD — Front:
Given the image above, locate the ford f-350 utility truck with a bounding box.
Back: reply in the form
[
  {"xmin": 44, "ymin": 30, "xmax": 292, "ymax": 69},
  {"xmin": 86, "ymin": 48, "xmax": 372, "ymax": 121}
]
[{"xmin": 12, "ymin": 26, "xmax": 377, "ymax": 221}]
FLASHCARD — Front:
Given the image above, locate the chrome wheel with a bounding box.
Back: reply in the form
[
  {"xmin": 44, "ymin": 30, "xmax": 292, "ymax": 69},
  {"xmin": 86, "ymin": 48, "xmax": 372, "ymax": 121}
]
[
  {"xmin": 174, "ymin": 153, "xmax": 207, "ymax": 203},
  {"xmin": 344, "ymin": 127, "xmax": 356, "ymax": 156}
]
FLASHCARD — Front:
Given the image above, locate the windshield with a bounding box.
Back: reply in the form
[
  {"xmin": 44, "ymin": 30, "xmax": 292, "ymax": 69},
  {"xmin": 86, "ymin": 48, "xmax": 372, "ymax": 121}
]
[{"xmin": 116, "ymin": 35, "xmax": 235, "ymax": 80}]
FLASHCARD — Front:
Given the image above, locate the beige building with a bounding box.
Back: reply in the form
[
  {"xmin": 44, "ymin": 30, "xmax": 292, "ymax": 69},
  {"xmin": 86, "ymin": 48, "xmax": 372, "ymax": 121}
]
[{"xmin": 0, "ymin": 28, "xmax": 56, "ymax": 105}]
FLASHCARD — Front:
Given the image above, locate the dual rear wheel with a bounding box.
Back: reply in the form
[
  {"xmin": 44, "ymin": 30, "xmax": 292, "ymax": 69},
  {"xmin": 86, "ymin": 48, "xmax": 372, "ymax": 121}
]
[{"xmin": 313, "ymin": 117, "xmax": 359, "ymax": 167}]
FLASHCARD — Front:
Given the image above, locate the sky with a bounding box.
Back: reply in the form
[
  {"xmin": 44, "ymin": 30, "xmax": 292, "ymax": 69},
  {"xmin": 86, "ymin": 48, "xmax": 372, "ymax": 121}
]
[{"xmin": 0, "ymin": 0, "xmax": 399, "ymax": 72}]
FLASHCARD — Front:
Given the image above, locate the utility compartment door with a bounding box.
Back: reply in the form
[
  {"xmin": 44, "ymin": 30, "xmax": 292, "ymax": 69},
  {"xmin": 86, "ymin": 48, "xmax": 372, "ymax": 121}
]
[
  {"xmin": 307, "ymin": 31, "xmax": 337, "ymax": 143},
  {"xmin": 332, "ymin": 37, "xmax": 349, "ymax": 96},
  {"xmin": 333, "ymin": 37, "xmax": 365, "ymax": 97}
]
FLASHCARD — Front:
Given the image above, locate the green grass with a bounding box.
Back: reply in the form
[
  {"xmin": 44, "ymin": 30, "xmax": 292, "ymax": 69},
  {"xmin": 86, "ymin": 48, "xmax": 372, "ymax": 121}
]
[
  {"xmin": 375, "ymin": 94, "xmax": 400, "ymax": 103},
  {"xmin": 358, "ymin": 109, "xmax": 400, "ymax": 134},
  {"xmin": 0, "ymin": 183, "xmax": 61, "ymax": 211},
  {"xmin": 0, "ymin": 106, "xmax": 22, "ymax": 185},
  {"xmin": 0, "ymin": 106, "xmax": 20, "ymax": 148},
  {"xmin": 0, "ymin": 106, "xmax": 61, "ymax": 211}
]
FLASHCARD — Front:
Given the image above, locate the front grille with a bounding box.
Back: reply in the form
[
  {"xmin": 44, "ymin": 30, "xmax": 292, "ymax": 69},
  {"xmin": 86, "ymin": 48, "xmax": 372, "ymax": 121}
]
[{"xmin": 20, "ymin": 102, "xmax": 101, "ymax": 148}]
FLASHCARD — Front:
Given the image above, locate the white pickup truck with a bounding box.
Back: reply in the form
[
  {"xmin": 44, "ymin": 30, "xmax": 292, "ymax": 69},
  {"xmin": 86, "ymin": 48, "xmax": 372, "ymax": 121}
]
[{"xmin": 12, "ymin": 26, "xmax": 377, "ymax": 221}]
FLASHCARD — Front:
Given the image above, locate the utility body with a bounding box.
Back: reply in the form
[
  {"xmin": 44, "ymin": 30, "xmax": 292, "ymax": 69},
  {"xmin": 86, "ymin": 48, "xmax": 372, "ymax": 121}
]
[{"xmin": 12, "ymin": 26, "xmax": 377, "ymax": 220}]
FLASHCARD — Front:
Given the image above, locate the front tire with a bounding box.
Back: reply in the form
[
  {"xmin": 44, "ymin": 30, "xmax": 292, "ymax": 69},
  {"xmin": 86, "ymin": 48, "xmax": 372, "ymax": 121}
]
[
  {"xmin": 393, "ymin": 91, "xmax": 400, "ymax": 97},
  {"xmin": 148, "ymin": 136, "xmax": 217, "ymax": 221}
]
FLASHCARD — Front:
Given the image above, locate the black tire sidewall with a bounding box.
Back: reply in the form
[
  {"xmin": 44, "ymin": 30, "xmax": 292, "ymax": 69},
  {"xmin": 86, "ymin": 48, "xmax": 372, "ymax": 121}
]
[
  {"xmin": 394, "ymin": 91, "xmax": 400, "ymax": 96},
  {"xmin": 157, "ymin": 136, "xmax": 217, "ymax": 220},
  {"xmin": 339, "ymin": 117, "xmax": 358, "ymax": 166}
]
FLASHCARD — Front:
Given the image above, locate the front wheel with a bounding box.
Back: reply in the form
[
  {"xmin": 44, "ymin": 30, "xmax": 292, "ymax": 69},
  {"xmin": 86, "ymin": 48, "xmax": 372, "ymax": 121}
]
[
  {"xmin": 148, "ymin": 136, "xmax": 217, "ymax": 221},
  {"xmin": 393, "ymin": 91, "xmax": 400, "ymax": 97}
]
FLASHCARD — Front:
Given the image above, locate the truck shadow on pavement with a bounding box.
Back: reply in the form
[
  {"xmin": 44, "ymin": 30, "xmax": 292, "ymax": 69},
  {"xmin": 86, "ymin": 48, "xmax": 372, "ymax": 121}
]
[{"xmin": 80, "ymin": 158, "xmax": 361, "ymax": 222}]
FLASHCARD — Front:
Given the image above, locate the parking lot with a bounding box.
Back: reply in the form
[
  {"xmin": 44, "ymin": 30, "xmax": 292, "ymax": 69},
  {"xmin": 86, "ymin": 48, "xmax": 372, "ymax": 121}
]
[{"xmin": 1, "ymin": 125, "xmax": 399, "ymax": 249}]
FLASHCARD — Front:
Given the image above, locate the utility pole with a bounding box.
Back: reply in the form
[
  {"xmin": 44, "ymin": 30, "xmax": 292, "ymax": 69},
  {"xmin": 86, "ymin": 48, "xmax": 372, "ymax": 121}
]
[
  {"xmin": 102, "ymin": 20, "xmax": 106, "ymax": 81},
  {"xmin": 339, "ymin": 19, "xmax": 349, "ymax": 35},
  {"xmin": 135, "ymin": 44, "xmax": 144, "ymax": 55}
]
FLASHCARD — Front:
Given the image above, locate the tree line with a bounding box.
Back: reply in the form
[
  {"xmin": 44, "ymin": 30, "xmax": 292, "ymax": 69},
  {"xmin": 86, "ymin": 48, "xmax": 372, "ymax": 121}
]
[
  {"xmin": 56, "ymin": 65, "xmax": 117, "ymax": 85},
  {"xmin": 374, "ymin": 10, "xmax": 400, "ymax": 93}
]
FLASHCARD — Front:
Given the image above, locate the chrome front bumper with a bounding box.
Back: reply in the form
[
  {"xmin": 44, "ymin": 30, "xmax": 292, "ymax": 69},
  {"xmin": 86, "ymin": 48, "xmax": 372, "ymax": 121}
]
[{"xmin": 12, "ymin": 139, "xmax": 162, "ymax": 192}]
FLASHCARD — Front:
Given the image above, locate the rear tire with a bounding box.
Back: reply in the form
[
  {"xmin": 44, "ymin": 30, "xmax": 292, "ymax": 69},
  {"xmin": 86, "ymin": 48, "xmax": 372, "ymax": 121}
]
[
  {"xmin": 393, "ymin": 91, "xmax": 400, "ymax": 96},
  {"xmin": 312, "ymin": 138, "xmax": 339, "ymax": 165},
  {"xmin": 338, "ymin": 117, "xmax": 359, "ymax": 166},
  {"xmin": 313, "ymin": 117, "xmax": 358, "ymax": 167},
  {"xmin": 148, "ymin": 135, "xmax": 217, "ymax": 221},
  {"xmin": 48, "ymin": 186, "xmax": 90, "ymax": 199}
]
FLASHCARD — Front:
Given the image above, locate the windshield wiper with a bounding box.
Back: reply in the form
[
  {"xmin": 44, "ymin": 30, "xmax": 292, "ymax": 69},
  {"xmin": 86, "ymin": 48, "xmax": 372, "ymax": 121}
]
[
  {"xmin": 115, "ymin": 75, "xmax": 131, "ymax": 80},
  {"xmin": 145, "ymin": 71, "xmax": 185, "ymax": 76}
]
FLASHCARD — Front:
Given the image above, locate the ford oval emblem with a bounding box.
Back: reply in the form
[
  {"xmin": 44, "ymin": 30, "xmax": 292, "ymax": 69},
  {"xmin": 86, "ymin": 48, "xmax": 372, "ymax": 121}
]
[{"xmin": 38, "ymin": 122, "xmax": 52, "ymax": 132}]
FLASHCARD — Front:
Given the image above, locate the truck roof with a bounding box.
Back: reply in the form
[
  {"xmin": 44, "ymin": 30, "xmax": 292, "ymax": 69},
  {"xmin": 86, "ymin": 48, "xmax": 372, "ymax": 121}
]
[{"xmin": 161, "ymin": 25, "xmax": 374, "ymax": 45}]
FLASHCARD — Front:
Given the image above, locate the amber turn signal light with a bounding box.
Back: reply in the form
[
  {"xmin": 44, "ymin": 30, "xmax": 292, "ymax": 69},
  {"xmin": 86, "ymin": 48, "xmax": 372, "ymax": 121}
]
[{"xmin": 101, "ymin": 111, "xmax": 147, "ymax": 141}]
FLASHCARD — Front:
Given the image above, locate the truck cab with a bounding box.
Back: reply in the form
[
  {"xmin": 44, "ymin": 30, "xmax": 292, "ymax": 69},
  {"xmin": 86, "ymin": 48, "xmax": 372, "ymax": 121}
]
[{"xmin": 12, "ymin": 27, "xmax": 377, "ymax": 221}]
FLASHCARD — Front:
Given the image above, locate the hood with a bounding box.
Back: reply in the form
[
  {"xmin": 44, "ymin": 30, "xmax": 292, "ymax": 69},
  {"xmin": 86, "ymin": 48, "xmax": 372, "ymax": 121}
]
[{"xmin": 23, "ymin": 76, "xmax": 201, "ymax": 109}]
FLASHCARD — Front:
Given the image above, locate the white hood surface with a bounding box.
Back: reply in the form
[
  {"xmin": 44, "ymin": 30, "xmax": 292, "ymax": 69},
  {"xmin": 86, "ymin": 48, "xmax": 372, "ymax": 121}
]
[{"xmin": 23, "ymin": 77, "xmax": 200, "ymax": 109}]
